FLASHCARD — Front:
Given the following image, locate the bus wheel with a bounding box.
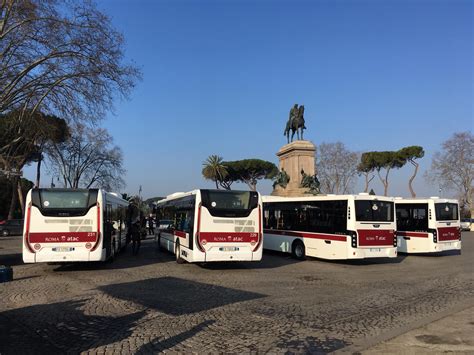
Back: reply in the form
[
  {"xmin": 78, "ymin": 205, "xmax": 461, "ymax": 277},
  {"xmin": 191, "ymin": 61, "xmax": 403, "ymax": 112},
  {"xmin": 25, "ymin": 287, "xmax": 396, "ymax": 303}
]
[
  {"xmin": 175, "ymin": 243, "xmax": 185, "ymax": 264},
  {"xmin": 292, "ymin": 240, "xmax": 306, "ymax": 260}
]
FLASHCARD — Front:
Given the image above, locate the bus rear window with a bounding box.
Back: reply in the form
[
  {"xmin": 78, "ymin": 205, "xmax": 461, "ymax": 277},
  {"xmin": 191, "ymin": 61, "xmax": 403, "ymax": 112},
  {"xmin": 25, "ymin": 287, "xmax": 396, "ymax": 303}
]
[
  {"xmin": 39, "ymin": 190, "xmax": 90, "ymax": 209},
  {"xmin": 435, "ymin": 203, "xmax": 458, "ymax": 221},
  {"xmin": 201, "ymin": 190, "xmax": 259, "ymax": 217},
  {"xmin": 355, "ymin": 200, "xmax": 394, "ymax": 222}
]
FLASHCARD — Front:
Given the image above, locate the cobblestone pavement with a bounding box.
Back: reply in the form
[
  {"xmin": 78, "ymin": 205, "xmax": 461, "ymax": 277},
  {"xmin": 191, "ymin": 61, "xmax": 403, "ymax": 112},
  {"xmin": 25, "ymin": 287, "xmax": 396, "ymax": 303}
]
[{"xmin": 0, "ymin": 233, "xmax": 473, "ymax": 354}]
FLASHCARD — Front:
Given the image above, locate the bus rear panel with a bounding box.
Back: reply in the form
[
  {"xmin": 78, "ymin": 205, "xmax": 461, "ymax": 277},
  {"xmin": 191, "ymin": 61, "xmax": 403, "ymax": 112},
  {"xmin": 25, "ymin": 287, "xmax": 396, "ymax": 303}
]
[
  {"xmin": 23, "ymin": 188, "xmax": 128, "ymax": 263},
  {"xmin": 396, "ymin": 198, "xmax": 461, "ymax": 253},
  {"xmin": 156, "ymin": 189, "xmax": 263, "ymax": 263}
]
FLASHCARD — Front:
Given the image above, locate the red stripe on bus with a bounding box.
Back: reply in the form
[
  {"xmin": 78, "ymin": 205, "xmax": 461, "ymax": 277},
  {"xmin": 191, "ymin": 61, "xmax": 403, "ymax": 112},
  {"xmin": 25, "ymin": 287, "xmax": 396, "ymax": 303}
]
[
  {"xmin": 24, "ymin": 203, "xmax": 35, "ymax": 253},
  {"xmin": 437, "ymin": 227, "xmax": 460, "ymax": 241},
  {"xmin": 174, "ymin": 230, "xmax": 186, "ymax": 238},
  {"xmin": 357, "ymin": 229, "xmax": 394, "ymax": 246},
  {"xmin": 91, "ymin": 202, "xmax": 101, "ymax": 251},
  {"xmin": 263, "ymin": 229, "xmax": 347, "ymax": 242},
  {"xmin": 253, "ymin": 205, "xmax": 262, "ymax": 252},
  {"xmin": 199, "ymin": 232, "xmax": 259, "ymax": 243},
  {"xmin": 29, "ymin": 232, "xmax": 98, "ymax": 243},
  {"xmin": 396, "ymin": 231, "xmax": 429, "ymax": 238}
]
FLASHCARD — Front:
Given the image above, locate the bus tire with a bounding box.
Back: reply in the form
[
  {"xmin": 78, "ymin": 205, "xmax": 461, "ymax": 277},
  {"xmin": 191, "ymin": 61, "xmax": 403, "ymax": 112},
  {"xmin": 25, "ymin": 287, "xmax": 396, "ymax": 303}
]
[
  {"xmin": 175, "ymin": 243, "xmax": 185, "ymax": 264},
  {"xmin": 292, "ymin": 240, "xmax": 306, "ymax": 260}
]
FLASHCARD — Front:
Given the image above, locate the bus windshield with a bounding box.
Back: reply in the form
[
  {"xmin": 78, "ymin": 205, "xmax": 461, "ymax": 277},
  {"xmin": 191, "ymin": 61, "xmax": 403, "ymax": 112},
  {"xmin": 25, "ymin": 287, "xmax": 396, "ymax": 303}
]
[
  {"xmin": 201, "ymin": 190, "xmax": 259, "ymax": 217},
  {"xmin": 435, "ymin": 203, "xmax": 458, "ymax": 221},
  {"xmin": 39, "ymin": 190, "xmax": 90, "ymax": 209},
  {"xmin": 355, "ymin": 200, "xmax": 394, "ymax": 222}
]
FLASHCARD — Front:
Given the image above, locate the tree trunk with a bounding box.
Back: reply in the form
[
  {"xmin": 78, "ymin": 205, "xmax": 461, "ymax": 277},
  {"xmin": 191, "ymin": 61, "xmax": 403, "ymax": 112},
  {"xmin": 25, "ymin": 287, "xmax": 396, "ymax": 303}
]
[
  {"xmin": 7, "ymin": 176, "xmax": 19, "ymax": 220},
  {"xmin": 408, "ymin": 160, "xmax": 419, "ymax": 198},
  {"xmin": 17, "ymin": 179, "xmax": 25, "ymax": 216},
  {"xmin": 35, "ymin": 154, "xmax": 42, "ymax": 187},
  {"xmin": 377, "ymin": 169, "xmax": 390, "ymax": 196},
  {"xmin": 363, "ymin": 172, "xmax": 374, "ymax": 193}
]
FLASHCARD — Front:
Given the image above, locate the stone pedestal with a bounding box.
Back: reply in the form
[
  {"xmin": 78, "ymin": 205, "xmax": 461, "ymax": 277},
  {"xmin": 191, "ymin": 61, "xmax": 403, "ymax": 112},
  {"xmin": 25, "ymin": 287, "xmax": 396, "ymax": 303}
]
[{"xmin": 272, "ymin": 140, "xmax": 316, "ymax": 197}]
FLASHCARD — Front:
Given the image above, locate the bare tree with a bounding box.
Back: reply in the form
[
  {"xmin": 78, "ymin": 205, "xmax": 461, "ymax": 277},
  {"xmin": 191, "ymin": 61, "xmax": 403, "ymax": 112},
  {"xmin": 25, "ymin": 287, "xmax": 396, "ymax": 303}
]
[
  {"xmin": 425, "ymin": 132, "xmax": 473, "ymax": 218},
  {"xmin": 0, "ymin": 0, "xmax": 140, "ymax": 174},
  {"xmin": 47, "ymin": 123, "xmax": 125, "ymax": 191},
  {"xmin": 316, "ymin": 142, "xmax": 359, "ymax": 194}
]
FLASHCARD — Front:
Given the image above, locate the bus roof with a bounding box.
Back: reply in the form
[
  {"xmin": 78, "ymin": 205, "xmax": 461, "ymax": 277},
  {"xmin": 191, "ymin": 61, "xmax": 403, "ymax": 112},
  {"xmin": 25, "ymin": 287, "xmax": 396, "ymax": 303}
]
[
  {"xmin": 394, "ymin": 197, "xmax": 459, "ymax": 204},
  {"xmin": 262, "ymin": 194, "xmax": 394, "ymax": 203},
  {"xmin": 156, "ymin": 189, "xmax": 260, "ymax": 205}
]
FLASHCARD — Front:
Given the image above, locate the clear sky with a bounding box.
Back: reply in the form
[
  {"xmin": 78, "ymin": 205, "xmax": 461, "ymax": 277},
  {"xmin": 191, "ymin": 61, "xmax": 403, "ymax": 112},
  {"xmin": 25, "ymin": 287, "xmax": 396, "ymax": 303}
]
[{"xmin": 24, "ymin": 0, "xmax": 473, "ymax": 199}]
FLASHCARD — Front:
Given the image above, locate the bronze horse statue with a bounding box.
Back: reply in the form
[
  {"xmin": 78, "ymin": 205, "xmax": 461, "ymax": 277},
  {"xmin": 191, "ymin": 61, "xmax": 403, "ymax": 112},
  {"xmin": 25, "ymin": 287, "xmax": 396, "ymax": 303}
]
[{"xmin": 284, "ymin": 104, "xmax": 306, "ymax": 143}]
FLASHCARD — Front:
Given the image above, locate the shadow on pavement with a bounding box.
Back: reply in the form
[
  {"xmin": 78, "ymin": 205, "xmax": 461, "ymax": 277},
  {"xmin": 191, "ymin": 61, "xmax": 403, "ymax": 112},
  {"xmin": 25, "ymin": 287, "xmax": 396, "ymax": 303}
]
[
  {"xmin": 0, "ymin": 252, "xmax": 23, "ymax": 267},
  {"xmin": 0, "ymin": 299, "xmax": 146, "ymax": 354},
  {"xmin": 135, "ymin": 319, "xmax": 215, "ymax": 353},
  {"xmin": 400, "ymin": 250, "xmax": 462, "ymax": 257},
  {"xmin": 197, "ymin": 250, "xmax": 302, "ymax": 270},
  {"xmin": 51, "ymin": 239, "xmax": 170, "ymax": 272},
  {"xmin": 99, "ymin": 276, "xmax": 266, "ymax": 316}
]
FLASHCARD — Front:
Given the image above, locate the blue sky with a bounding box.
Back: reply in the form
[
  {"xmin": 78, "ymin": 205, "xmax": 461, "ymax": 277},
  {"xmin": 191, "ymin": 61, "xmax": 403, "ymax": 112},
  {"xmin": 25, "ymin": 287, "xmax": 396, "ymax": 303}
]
[{"xmin": 24, "ymin": 0, "xmax": 473, "ymax": 198}]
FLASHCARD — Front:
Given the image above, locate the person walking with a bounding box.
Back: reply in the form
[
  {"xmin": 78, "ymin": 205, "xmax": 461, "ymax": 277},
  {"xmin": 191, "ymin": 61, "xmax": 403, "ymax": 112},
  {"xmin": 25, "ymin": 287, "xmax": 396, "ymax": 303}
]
[
  {"xmin": 148, "ymin": 216, "xmax": 155, "ymax": 235},
  {"xmin": 131, "ymin": 219, "xmax": 141, "ymax": 255}
]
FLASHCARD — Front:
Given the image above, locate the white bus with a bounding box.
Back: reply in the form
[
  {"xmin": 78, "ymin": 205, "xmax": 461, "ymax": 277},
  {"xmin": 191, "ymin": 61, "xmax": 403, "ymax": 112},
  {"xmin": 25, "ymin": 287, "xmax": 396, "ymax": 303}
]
[
  {"xmin": 263, "ymin": 194, "xmax": 397, "ymax": 260},
  {"xmin": 155, "ymin": 189, "xmax": 263, "ymax": 263},
  {"xmin": 395, "ymin": 197, "xmax": 461, "ymax": 253},
  {"xmin": 23, "ymin": 188, "xmax": 130, "ymax": 263}
]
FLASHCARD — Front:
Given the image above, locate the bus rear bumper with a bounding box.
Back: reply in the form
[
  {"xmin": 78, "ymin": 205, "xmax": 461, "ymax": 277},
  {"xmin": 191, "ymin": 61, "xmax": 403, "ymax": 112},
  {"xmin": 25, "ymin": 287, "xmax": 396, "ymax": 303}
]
[
  {"xmin": 433, "ymin": 240, "xmax": 461, "ymax": 252},
  {"xmin": 203, "ymin": 245, "xmax": 262, "ymax": 262},
  {"xmin": 348, "ymin": 247, "xmax": 397, "ymax": 259},
  {"xmin": 23, "ymin": 247, "xmax": 106, "ymax": 263}
]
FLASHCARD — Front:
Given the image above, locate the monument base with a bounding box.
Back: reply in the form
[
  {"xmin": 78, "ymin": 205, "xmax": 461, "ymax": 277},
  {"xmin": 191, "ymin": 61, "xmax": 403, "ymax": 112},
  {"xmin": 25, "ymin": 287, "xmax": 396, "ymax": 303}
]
[
  {"xmin": 271, "ymin": 140, "xmax": 316, "ymax": 197},
  {"xmin": 272, "ymin": 186, "xmax": 310, "ymax": 197}
]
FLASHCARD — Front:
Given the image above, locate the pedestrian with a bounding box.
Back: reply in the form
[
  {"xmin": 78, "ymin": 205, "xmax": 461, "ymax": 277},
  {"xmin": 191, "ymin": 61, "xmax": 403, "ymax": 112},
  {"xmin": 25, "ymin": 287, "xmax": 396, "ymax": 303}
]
[
  {"xmin": 148, "ymin": 215, "xmax": 155, "ymax": 235},
  {"xmin": 131, "ymin": 219, "xmax": 141, "ymax": 255}
]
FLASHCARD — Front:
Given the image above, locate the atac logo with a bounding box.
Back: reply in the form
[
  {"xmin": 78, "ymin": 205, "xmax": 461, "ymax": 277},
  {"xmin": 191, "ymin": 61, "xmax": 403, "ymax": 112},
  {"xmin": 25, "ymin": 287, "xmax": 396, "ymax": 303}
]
[{"xmin": 61, "ymin": 235, "xmax": 67, "ymax": 242}]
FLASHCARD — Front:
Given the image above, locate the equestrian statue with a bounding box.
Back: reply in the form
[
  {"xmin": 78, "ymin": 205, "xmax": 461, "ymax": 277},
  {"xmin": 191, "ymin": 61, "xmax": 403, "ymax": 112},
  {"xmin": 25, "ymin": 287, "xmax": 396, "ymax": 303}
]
[{"xmin": 284, "ymin": 104, "xmax": 307, "ymax": 143}]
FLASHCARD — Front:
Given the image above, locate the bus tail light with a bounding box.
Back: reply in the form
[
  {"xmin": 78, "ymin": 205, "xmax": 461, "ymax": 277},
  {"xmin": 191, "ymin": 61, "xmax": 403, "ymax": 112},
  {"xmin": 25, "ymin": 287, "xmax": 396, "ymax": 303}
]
[
  {"xmin": 393, "ymin": 230, "xmax": 397, "ymax": 247},
  {"xmin": 196, "ymin": 203, "xmax": 205, "ymax": 252},
  {"xmin": 458, "ymin": 227, "xmax": 462, "ymax": 241},
  {"xmin": 252, "ymin": 204, "xmax": 263, "ymax": 252},
  {"xmin": 34, "ymin": 244, "xmax": 41, "ymax": 250},
  {"xmin": 85, "ymin": 242, "xmax": 92, "ymax": 249},
  {"xmin": 350, "ymin": 231, "xmax": 357, "ymax": 248},
  {"xmin": 24, "ymin": 202, "xmax": 35, "ymax": 254},
  {"xmin": 91, "ymin": 202, "xmax": 101, "ymax": 252},
  {"xmin": 429, "ymin": 228, "xmax": 437, "ymax": 243}
]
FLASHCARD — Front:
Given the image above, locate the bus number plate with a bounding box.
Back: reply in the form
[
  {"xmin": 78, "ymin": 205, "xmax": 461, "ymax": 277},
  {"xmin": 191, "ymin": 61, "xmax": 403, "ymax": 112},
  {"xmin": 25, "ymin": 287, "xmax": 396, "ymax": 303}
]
[
  {"xmin": 369, "ymin": 248, "xmax": 382, "ymax": 252},
  {"xmin": 53, "ymin": 247, "xmax": 75, "ymax": 252},
  {"xmin": 219, "ymin": 247, "xmax": 239, "ymax": 252}
]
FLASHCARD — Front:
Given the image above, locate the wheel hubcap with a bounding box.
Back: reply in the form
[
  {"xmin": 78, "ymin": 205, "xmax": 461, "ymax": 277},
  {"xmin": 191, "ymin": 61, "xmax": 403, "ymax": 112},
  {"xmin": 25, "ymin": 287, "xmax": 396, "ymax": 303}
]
[{"xmin": 296, "ymin": 245, "xmax": 303, "ymax": 257}]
